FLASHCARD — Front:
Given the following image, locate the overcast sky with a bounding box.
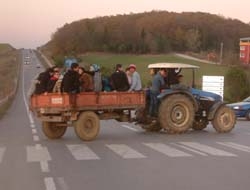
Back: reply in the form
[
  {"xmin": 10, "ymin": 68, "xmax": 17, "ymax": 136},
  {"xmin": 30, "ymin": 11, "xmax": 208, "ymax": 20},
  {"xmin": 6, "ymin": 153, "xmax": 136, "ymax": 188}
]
[{"xmin": 1, "ymin": 0, "xmax": 250, "ymax": 49}]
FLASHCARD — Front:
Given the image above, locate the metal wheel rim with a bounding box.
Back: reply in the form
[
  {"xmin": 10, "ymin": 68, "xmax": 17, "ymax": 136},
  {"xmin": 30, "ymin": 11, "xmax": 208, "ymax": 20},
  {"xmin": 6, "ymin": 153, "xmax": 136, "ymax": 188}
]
[{"xmin": 170, "ymin": 105, "xmax": 188, "ymax": 125}]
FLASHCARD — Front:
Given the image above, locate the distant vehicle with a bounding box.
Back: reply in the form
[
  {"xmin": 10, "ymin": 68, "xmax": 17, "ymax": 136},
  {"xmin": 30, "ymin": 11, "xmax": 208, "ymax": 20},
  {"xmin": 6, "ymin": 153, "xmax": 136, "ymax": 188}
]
[
  {"xmin": 24, "ymin": 61, "xmax": 30, "ymax": 65},
  {"xmin": 36, "ymin": 64, "xmax": 40, "ymax": 68},
  {"xmin": 25, "ymin": 56, "xmax": 30, "ymax": 59},
  {"xmin": 227, "ymin": 96, "xmax": 250, "ymax": 120}
]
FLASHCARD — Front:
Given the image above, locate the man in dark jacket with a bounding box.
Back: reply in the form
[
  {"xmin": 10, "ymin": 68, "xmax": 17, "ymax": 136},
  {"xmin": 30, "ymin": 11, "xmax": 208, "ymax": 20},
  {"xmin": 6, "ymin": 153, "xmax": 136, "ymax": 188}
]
[
  {"xmin": 34, "ymin": 68, "xmax": 54, "ymax": 94},
  {"xmin": 110, "ymin": 64, "xmax": 130, "ymax": 91},
  {"xmin": 61, "ymin": 63, "xmax": 80, "ymax": 93}
]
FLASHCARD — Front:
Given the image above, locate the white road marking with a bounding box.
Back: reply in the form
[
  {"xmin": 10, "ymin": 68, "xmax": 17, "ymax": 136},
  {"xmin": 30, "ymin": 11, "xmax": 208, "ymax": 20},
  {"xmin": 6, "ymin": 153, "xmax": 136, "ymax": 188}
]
[
  {"xmin": 40, "ymin": 161, "xmax": 50, "ymax": 173},
  {"xmin": 26, "ymin": 145, "xmax": 51, "ymax": 172},
  {"xmin": 67, "ymin": 144, "xmax": 100, "ymax": 160},
  {"xmin": 144, "ymin": 143, "xmax": 192, "ymax": 157},
  {"xmin": 106, "ymin": 144, "xmax": 146, "ymax": 159},
  {"xmin": 32, "ymin": 129, "xmax": 37, "ymax": 134},
  {"xmin": 30, "ymin": 124, "xmax": 36, "ymax": 128},
  {"xmin": 0, "ymin": 147, "xmax": 6, "ymax": 163},
  {"xmin": 56, "ymin": 177, "xmax": 69, "ymax": 190},
  {"xmin": 121, "ymin": 125, "xmax": 139, "ymax": 132},
  {"xmin": 35, "ymin": 144, "xmax": 42, "ymax": 149},
  {"xmin": 28, "ymin": 113, "xmax": 34, "ymax": 124},
  {"xmin": 217, "ymin": 142, "xmax": 250, "ymax": 153},
  {"xmin": 180, "ymin": 142, "xmax": 237, "ymax": 157},
  {"xmin": 33, "ymin": 135, "xmax": 40, "ymax": 142},
  {"xmin": 27, "ymin": 145, "xmax": 51, "ymax": 162},
  {"xmin": 170, "ymin": 143, "xmax": 208, "ymax": 156},
  {"xmin": 22, "ymin": 64, "xmax": 34, "ymax": 125},
  {"xmin": 45, "ymin": 177, "xmax": 56, "ymax": 190}
]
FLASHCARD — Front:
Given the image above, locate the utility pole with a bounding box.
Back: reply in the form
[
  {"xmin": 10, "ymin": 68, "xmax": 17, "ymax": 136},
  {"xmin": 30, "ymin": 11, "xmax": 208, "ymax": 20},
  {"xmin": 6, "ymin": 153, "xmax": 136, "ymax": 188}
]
[{"xmin": 220, "ymin": 42, "xmax": 223, "ymax": 64}]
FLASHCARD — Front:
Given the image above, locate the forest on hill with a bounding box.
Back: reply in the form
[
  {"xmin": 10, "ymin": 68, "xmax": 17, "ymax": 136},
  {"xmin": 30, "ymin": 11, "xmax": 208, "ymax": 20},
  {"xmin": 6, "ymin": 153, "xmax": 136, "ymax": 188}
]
[{"xmin": 44, "ymin": 11, "xmax": 250, "ymax": 58}]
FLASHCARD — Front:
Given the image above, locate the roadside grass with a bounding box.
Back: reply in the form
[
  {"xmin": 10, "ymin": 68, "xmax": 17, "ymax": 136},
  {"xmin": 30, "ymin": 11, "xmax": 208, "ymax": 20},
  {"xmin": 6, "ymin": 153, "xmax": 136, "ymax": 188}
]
[
  {"xmin": 0, "ymin": 98, "xmax": 13, "ymax": 119},
  {"xmin": 0, "ymin": 44, "xmax": 19, "ymax": 118},
  {"xmin": 79, "ymin": 53, "xmax": 230, "ymax": 88}
]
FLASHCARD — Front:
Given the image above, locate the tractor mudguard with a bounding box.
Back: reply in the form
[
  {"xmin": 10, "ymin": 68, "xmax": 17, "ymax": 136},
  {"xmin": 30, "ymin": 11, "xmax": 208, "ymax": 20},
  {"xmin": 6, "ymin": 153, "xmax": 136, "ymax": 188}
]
[{"xmin": 207, "ymin": 101, "xmax": 224, "ymax": 120}]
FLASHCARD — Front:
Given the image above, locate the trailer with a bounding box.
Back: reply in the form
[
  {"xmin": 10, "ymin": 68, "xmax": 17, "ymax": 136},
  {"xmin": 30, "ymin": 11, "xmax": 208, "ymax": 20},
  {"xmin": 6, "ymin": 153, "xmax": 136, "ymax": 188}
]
[{"xmin": 30, "ymin": 91, "xmax": 145, "ymax": 141}]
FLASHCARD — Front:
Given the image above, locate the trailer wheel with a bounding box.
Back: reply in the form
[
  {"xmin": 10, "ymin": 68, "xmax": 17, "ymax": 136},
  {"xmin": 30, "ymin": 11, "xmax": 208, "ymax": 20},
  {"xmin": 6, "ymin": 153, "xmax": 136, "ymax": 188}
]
[
  {"xmin": 192, "ymin": 119, "xmax": 208, "ymax": 130},
  {"xmin": 212, "ymin": 105, "xmax": 236, "ymax": 133},
  {"xmin": 74, "ymin": 111, "xmax": 100, "ymax": 141},
  {"xmin": 42, "ymin": 122, "xmax": 67, "ymax": 139},
  {"xmin": 159, "ymin": 94, "xmax": 195, "ymax": 134}
]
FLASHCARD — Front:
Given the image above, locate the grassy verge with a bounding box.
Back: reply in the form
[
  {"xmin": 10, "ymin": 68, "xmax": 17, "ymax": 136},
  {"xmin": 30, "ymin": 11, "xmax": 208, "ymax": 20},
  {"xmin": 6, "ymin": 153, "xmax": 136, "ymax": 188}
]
[
  {"xmin": 0, "ymin": 44, "xmax": 19, "ymax": 118},
  {"xmin": 0, "ymin": 98, "xmax": 14, "ymax": 119}
]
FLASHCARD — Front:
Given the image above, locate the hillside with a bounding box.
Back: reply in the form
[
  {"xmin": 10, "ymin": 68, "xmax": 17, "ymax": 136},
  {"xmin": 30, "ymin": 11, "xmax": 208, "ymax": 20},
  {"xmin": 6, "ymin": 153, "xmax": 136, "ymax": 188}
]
[{"xmin": 43, "ymin": 11, "xmax": 250, "ymax": 58}]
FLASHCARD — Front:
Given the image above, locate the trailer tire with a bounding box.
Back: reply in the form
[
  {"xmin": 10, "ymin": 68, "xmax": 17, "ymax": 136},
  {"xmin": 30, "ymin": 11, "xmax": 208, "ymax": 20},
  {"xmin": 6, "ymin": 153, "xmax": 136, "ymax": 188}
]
[
  {"xmin": 75, "ymin": 111, "xmax": 100, "ymax": 141},
  {"xmin": 42, "ymin": 122, "xmax": 67, "ymax": 139},
  {"xmin": 159, "ymin": 94, "xmax": 195, "ymax": 134},
  {"xmin": 212, "ymin": 105, "xmax": 236, "ymax": 133}
]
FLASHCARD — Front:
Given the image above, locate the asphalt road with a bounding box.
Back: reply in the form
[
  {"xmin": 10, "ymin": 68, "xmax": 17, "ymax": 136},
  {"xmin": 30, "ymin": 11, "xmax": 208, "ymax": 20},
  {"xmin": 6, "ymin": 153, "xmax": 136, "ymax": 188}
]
[{"xmin": 0, "ymin": 50, "xmax": 250, "ymax": 190}]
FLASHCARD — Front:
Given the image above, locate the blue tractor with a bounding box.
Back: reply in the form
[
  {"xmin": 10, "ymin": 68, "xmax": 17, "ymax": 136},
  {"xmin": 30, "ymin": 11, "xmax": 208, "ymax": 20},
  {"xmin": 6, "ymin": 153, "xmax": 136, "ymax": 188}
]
[{"xmin": 136, "ymin": 63, "xmax": 236, "ymax": 133}]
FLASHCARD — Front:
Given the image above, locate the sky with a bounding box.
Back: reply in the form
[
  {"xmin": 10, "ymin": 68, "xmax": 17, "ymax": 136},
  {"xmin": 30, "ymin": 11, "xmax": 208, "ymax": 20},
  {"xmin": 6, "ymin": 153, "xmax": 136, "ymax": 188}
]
[{"xmin": 1, "ymin": 0, "xmax": 250, "ymax": 49}]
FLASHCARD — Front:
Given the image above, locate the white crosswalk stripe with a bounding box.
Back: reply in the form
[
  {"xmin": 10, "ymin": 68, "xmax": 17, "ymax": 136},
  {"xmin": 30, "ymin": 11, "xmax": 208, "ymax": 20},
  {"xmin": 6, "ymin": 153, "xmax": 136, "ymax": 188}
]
[
  {"xmin": 0, "ymin": 147, "xmax": 6, "ymax": 163},
  {"xmin": 106, "ymin": 144, "xmax": 146, "ymax": 159},
  {"xmin": 144, "ymin": 143, "xmax": 192, "ymax": 157},
  {"xmin": 67, "ymin": 144, "xmax": 100, "ymax": 160},
  {"xmin": 217, "ymin": 142, "xmax": 250, "ymax": 153},
  {"xmin": 26, "ymin": 145, "xmax": 51, "ymax": 162},
  {"xmin": 170, "ymin": 143, "xmax": 208, "ymax": 156},
  {"xmin": 179, "ymin": 142, "xmax": 237, "ymax": 157}
]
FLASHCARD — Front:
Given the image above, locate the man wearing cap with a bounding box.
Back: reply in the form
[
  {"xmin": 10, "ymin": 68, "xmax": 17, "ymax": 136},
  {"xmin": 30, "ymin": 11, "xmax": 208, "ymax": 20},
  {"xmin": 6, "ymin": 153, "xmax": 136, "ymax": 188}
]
[
  {"xmin": 110, "ymin": 64, "xmax": 130, "ymax": 91},
  {"xmin": 128, "ymin": 64, "xmax": 142, "ymax": 92}
]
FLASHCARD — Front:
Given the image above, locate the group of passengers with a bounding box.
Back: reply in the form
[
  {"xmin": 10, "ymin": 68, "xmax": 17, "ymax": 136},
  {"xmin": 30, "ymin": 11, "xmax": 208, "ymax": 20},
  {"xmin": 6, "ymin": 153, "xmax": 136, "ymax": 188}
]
[{"xmin": 32, "ymin": 62, "xmax": 142, "ymax": 95}]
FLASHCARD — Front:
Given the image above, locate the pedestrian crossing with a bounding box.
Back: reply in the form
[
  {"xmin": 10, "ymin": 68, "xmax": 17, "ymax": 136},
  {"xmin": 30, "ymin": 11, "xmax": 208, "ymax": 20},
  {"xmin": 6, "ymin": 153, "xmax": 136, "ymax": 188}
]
[
  {"xmin": 64, "ymin": 141, "xmax": 249, "ymax": 160},
  {"xmin": 1, "ymin": 142, "xmax": 250, "ymax": 164}
]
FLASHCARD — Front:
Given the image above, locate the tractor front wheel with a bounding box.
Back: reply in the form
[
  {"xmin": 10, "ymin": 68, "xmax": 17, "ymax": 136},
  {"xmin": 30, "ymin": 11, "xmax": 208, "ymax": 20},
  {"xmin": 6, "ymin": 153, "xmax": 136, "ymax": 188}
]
[{"xmin": 212, "ymin": 105, "xmax": 236, "ymax": 133}]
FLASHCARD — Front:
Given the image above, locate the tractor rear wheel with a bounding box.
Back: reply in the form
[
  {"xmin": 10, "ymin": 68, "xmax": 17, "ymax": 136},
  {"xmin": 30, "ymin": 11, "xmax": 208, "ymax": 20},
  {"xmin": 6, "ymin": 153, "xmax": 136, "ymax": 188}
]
[
  {"xmin": 212, "ymin": 105, "xmax": 236, "ymax": 133},
  {"xmin": 159, "ymin": 94, "xmax": 195, "ymax": 134}
]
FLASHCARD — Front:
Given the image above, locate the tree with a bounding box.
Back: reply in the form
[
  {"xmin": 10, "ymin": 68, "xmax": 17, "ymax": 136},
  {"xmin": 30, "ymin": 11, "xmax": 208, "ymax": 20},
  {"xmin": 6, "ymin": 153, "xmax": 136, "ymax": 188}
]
[
  {"xmin": 225, "ymin": 67, "xmax": 250, "ymax": 102},
  {"xmin": 185, "ymin": 29, "xmax": 201, "ymax": 52}
]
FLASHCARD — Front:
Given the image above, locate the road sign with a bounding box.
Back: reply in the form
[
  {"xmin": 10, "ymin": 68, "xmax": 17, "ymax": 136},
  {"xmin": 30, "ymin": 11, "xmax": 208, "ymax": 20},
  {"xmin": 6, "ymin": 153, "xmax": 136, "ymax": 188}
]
[{"xmin": 202, "ymin": 76, "xmax": 224, "ymax": 98}]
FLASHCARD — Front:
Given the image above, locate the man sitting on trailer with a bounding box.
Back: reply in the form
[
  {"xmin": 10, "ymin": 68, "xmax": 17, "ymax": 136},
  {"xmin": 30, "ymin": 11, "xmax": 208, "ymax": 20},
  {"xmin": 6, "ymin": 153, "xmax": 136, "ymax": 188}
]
[
  {"xmin": 110, "ymin": 64, "xmax": 130, "ymax": 91},
  {"xmin": 61, "ymin": 63, "xmax": 80, "ymax": 93}
]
